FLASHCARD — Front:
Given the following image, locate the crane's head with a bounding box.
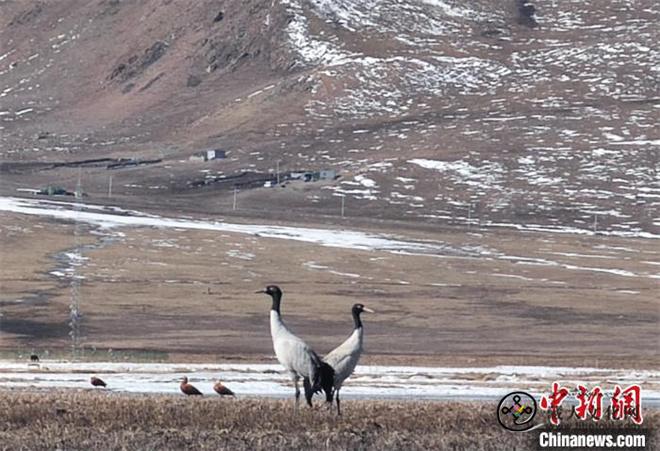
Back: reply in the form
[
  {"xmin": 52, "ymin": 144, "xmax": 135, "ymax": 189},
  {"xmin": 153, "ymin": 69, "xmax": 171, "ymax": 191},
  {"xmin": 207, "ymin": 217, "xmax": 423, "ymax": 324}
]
[
  {"xmin": 351, "ymin": 304, "xmax": 374, "ymax": 329},
  {"xmin": 256, "ymin": 285, "xmax": 282, "ymax": 298},
  {"xmin": 180, "ymin": 376, "xmax": 188, "ymax": 384},
  {"xmin": 256, "ymin": 285, "xmax": 283, "ymax": 313},
  {"xmin": 353, "ymin": 303, "xmax": 375, "ymax": 315}
]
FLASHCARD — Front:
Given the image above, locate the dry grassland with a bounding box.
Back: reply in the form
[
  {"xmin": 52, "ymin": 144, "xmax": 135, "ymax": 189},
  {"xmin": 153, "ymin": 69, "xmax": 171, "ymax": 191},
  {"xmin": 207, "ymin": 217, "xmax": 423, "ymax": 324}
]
[
  {"xmin": 1, "ymin": 390, "xmax": 657, "ymax": 450},
  {"xmin": 1, "ymin": 212, "xmax": 658, "ymax": 368}
]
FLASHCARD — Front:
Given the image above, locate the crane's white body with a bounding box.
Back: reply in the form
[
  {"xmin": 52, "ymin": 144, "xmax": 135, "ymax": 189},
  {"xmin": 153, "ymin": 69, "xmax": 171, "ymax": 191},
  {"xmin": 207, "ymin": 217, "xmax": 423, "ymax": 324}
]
[
  {"xmin": 325, "ymin": 326, "xmax": 363, "ymax": 389},
  {"xmin": 260, "ymin": 285, "xmax": 333, "ymax": 409},
  {"xmin": 270, "ymin": 310, "xmax": 319, "ymax": 382},
  {"xmin": 323, "ymin": 303, "xmax": 372, "ymax": 415}
]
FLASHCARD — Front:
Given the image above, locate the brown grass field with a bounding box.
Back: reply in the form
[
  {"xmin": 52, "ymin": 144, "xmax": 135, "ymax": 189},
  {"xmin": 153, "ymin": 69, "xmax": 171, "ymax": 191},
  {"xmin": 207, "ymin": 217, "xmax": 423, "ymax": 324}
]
[
  {"xmin": 1, "ymin": 211, "xmax": 658, "ymax": 368},
  {"xmin": 0, "ymin": 390, "xmax": 657, "ymax": 450}
]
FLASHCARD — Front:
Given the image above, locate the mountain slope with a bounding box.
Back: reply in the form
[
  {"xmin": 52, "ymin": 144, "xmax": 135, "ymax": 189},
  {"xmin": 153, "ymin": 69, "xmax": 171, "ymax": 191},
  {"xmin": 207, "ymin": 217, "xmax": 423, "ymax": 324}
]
[{"xmin": 0, "ymin": 0, "xmax": 658, "ymax": 236}]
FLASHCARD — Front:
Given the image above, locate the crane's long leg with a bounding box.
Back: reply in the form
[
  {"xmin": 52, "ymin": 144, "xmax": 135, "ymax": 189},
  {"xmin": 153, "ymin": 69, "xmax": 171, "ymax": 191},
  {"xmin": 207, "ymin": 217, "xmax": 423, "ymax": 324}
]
[
  {"xmin": 336, "ymin": 388, "xmax": 341, "ymax": 416},
  {"xmin": 293, "ymin": 374, "xmax": 301, "ymax": 412},
  {"xmin": 325, "ymin": 387, "xmax": 335, "ymax": 411},
  {"xmin": 303, "ymin": 377, "xmax": 314, "ymax": 407}
]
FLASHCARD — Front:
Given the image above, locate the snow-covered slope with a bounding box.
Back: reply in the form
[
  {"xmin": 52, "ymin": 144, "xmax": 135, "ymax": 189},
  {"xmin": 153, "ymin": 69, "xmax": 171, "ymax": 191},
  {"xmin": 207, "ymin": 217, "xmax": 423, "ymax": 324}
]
[
  {"xmin": 0, "ymin": 0, "xmax": 657, "ymax": 235},
  {"xmin": 273, "ymin": 0, "xmax": 659, "ymax": 235}
]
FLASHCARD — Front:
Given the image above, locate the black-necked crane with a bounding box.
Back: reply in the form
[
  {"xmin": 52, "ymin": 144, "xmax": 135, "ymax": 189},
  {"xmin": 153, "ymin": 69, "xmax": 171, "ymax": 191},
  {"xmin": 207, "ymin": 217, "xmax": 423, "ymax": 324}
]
[
  {"xmin": 213, "ymin": 381, "xmax": 235, "ymax": 397},
  {"xmin": 257, "ymin": 285, "xmax": 334, "ymax": 410},
  {"xmin": 90, "ymin": 376, "xmax": 107, "ymax": 388},
  {"xmin": 180, "ymin": 376, "xmax": 203, "ymax": 396},
  {"xmin": 324, "ymin": 303, "xmax": 374, "ymax": 415}
]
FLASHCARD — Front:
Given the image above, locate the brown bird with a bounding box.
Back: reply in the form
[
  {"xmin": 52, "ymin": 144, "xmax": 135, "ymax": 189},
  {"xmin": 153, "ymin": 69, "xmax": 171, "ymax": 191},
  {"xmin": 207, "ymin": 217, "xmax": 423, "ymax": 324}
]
[
  {"xmin": 180, "ymin": 376, "xmax": 203, "ymax": 396},
  {"xmin": 213, "ymin": 381, "xmax": 235, "ymax": 397},
  {"xmin": 90, "ymin": 376, "xmax": 107, "ymax": 388}
]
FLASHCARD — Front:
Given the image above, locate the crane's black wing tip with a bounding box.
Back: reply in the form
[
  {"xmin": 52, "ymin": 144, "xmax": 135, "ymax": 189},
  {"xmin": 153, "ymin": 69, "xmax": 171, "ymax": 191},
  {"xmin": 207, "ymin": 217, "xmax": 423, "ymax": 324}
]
[{"xmin": 313, "ymin": 361, "xmax": 335, "ymax": 403}]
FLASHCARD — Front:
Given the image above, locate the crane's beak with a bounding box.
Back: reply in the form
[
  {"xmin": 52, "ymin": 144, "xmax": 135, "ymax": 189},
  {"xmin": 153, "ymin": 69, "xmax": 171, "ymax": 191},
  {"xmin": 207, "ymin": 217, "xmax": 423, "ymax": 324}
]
[{"xmin": 363, "ymin": 307, "xmax": 375, "ymax": 313}]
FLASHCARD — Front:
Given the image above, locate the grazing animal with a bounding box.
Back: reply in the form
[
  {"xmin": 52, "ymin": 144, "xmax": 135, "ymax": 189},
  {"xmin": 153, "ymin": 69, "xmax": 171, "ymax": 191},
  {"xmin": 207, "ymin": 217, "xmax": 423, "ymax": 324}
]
[
  {"xmin": 180, "ymin": 376, "xmax": 203, "ymax": 396},
  {"xmin": 90, "ymin": 376, "xmax": 107, "ymax": 388},
  {"xmin": 213, "ymin": 381, "xmax": 235, "ymax": 397},
  {"xmin": 257, "ymin": 285, "xmax": 334, "ymax": 410},
  {"xmin": 30, "ymin": 354, "xmax": 39, "ymax": 362},
  {"xmin": 324, "ymin": 303, "xmax": 374, "ymax": 415}
]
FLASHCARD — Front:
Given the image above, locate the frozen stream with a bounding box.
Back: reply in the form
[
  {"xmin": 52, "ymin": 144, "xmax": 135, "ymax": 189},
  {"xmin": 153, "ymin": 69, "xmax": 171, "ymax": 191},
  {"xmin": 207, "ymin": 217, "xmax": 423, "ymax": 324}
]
[{"xmin": 1, "ymin": 361, "xmax": 658, "ymax": 405}]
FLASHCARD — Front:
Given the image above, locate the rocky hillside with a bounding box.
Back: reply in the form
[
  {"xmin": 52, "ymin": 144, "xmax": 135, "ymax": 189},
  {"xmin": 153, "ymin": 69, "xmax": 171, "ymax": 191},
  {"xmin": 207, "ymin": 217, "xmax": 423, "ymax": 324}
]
[{"xmin": 0, "ymin": 0, "xmax": 658, "ymax": 236}]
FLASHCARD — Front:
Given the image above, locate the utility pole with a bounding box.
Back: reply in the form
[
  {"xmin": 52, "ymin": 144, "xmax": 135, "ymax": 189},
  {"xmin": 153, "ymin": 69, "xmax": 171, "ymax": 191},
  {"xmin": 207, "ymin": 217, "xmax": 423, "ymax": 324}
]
[
  {"xmin": 276, "ymin": 160, "xmax": 280, "ymax": 185},
  {"xmin": 467, "ymin": 203, "xmax": 472, "ymax": 231},
  {"xmin": 233, "ymin": 186, "xmax": 237, "ymax": 211},
  {"xmin": 75, "ymin": 168, "xmax": 82, "ymax": 199},
  {"xmin": 108, "ymin": 175, "xmax": 113, "ymax": 198},
  {"xmin": 593, "ymin": 214, "xmax": 598, "ymax": 233},
  {"xmin": 341, "ymin": 195, "xmax": 345, "ymax": 218}
]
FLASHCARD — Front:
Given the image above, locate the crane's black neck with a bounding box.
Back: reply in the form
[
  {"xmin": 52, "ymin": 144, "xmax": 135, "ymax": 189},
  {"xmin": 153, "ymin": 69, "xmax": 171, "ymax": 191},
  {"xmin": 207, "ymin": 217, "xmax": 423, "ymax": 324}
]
[
  {"xmin": 352, "ymin": 307, "xmax": 363, "ymax": 329},
  {"xmin": 270, "ymin": 292, "xmax": 282, "ymax": 315}
]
